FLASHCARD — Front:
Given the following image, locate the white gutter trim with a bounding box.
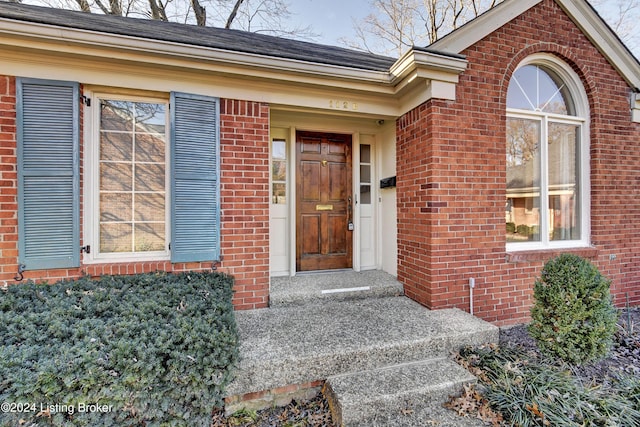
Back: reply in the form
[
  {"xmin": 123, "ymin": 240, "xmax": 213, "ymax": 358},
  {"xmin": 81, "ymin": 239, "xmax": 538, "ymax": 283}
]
[
  {"xmin": 0, "ymin": 17, "xmax": 472, "ymax": 113},
  {"xmin": 0, "ymin": 18, "xmax": 391, "ymax": 86}
]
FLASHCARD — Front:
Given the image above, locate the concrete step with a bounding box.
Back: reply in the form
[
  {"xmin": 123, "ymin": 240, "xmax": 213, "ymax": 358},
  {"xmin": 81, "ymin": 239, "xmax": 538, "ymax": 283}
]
[
  {"xmin": 270, "ymin": 270, "xmax": 404, "ymax": 307},
  {"xmin": 324, "ymin": 358, "xmax": 481, "ymax": 427},
  {"xmin": 225, "ymin": 297, "xmax": 498, "ymax": 403}
]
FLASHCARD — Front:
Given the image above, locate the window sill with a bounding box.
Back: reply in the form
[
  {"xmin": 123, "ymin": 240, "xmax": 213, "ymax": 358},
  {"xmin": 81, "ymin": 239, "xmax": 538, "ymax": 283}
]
[
  {"xmin": 83, "ymin": 255, "xmax": 171, "ymax": 265},
  {"xmin": 506, "ymin": 246, "xmax": 598, "ymax": 263}
]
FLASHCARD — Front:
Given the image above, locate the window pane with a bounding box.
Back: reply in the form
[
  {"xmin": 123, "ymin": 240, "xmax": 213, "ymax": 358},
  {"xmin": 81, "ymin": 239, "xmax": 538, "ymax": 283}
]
[
  {"xmin": 272, "ymin": 139, "xmax": 286, "ymax": 160},
  {"xmin": 99, "ymin": 99, "xmax": 166, "ymax": 254},
  {"xmin": 360, "ymin": 164, "xmax": 371, "ymax": 183},
  {"xmin": 135, "ymin": 133, "xmax": 165, "ymax": 163},
  {"xmin": 506, "ymin": 118, "xmax": 541, "ymax": 242},
  {"xmin": 101, "ymin": 132, "xmax": 132, "ymax": 161},
  {"xmin": 272, "ymin": 160, "xmax": 286, "ymax": 182},
  {"xmin": 100, "ymin": 223, "xmax": 132, "ymax": 253},
  {"xmin": 135, "ymin": 103, "xmax": 166, "ymax": 134},
  {"xmin": 134, "ymin": 223, "xmax": 165, "ymax": 251},
  {"xmin": 101, "ymin": 100, "xmax": 133, "ymax": 131},
  {"xmin": 272, "ymin": 183, "xmax": 286, "ymax": 204},
  {"xmin": 134, "ymin": 193, "xmax": 165, "ymax": 222},
  {"xmin": 271, "ymin": 139, "xmax": 286, "ymax": 205},
  {"xmin": 101, "ymin": 162, "xmax": 132, "ymax": 191},
  {"xmin": 507, "ymin": 65, "xmax": 574, "ymax": 115},
  {"xmin": 549, "ymin": 122, "xmax": 580, "ymax": 241},
  {"xmin": 100, "ymin": 193, "xmax": 131, "ymax": 221},
  {"xmin": 360, "ymin": 144, "xmax": 371, "ymax": 163},
  {"xmin": 360, "ymin": 185, "xmax": 371, "ymax": 204},
  {"xmin": 135, "ymin": 163, "xmax": 165, "ymax": 191}
]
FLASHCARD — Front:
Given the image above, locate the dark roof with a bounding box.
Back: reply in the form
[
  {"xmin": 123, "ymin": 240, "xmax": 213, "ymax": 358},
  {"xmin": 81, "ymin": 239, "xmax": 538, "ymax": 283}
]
[{"xmin": 0, "ymin": 2, "xmax": 397, "ymax": 72}]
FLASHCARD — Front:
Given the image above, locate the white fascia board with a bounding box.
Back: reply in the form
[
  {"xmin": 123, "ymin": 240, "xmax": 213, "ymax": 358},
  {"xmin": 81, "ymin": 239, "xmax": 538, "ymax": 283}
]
[
  {"xmin": 555, "ymin": 0, "xmax": 640, "ymax": 91},
  {"xmin": 0, "ymin": 18, "xmax": 392, "ymax": 92},
  {"xmin": 390, "ymin": 48, "xmax": 468, "ymax": 84},
  {"xmin": 429, "ymin": 0, "xmax": 542, "ymax": 54},
  {"xmin": 0, "ymin": 17, "xmax": 473, "ymax": 114}
]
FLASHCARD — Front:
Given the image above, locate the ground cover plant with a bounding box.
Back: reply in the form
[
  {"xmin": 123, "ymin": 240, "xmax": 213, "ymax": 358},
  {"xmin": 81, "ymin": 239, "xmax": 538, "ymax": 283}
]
[
  {"xmin": 448, "ymin": 306, "xmax": 640, "ymax": 427},
  {"xmin": 0, "ymin": 271, "xmax": 238, "ymax": 427},
  {"xmin": 446, "ymin": 255, "xmax": 639, "ymax": 426}
]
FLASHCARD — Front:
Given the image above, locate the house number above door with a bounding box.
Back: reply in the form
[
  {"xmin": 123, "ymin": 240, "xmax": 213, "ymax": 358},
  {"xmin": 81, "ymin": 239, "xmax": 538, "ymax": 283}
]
[{"xmin": 329, "ymin": 100, "xmax": 359, "ymax": 111}]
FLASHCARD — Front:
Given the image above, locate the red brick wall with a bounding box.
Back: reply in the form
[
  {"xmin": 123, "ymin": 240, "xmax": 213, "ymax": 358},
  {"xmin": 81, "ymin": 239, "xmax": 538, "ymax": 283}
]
[
  {"xmin": 0, "ymin": 76, "xmax": 18, "ymax": 283},
  {"xmin": 219, "ymin": 99, "xmax": 270, "ymax": 309},
  {"xmin": 0, "ymin": 81, "xmax": 270, "ymax": 310},
  {"xmin": 397, "ymin": 0, "xmax": 640, "ymax": 325}
]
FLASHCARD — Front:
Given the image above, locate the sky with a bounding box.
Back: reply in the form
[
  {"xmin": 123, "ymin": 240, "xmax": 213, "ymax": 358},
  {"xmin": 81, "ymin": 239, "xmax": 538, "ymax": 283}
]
[
  {"xmin": 288, "ymin": 0, "xmax": 369, "ymax": 46},
  {"xmin": 287, "ymin": 0, "xmax": 639, "ymax": 59}
]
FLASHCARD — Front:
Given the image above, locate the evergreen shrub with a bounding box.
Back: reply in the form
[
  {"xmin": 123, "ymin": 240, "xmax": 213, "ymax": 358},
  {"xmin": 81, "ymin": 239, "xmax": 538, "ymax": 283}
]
[
  {"xmin": 528, "ymin": 254, "xmax": 618, "ymax": 364},
  {"xmin": 0, "ymin": 271, "xmax": 238, "ymax": 426}
]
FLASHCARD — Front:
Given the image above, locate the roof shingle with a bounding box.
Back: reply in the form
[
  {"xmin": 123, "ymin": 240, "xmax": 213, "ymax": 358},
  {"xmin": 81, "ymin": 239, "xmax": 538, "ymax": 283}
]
[{"xmin": 0, "ymin": 2, "xmax": 397, "ymax": 72}]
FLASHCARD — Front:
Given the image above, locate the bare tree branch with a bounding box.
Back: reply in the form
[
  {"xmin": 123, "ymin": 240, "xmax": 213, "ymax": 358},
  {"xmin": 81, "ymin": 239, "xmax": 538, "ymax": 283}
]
[
  {"xmin": 345, "ymin": 0, "xmax": 504, "ymax": 56},
  {"xmin": 93, "ymin": 0, "xmax": 113, "ymax": 15},
  {"xmin": 109, "ymin": 0, "xmax": 122, "ymax": 15},
  {"xmin": 225, "ymin": 0, "xmax": 244, "ymax": 28},
  {"xmin": 74, "ymin": 0, "xmax": 91, "ymax": 12},
  {"xmin": 148, "ymin": 0, "xmax": 168, "ymax": 20},
  {"xmin": 191, "ymin": 0, "xmax": 206, "ymax": 25}
]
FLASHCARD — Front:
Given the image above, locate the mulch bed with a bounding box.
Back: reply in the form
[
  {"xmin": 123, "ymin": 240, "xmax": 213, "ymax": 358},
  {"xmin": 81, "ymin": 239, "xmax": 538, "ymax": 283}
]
[
  {"xmin": 213, "ymin": 307, "xmax": 639, "ymax": 426},
  {"xmin": 211, "ymin": 392, "xmax": 337, "ymax": 427}
]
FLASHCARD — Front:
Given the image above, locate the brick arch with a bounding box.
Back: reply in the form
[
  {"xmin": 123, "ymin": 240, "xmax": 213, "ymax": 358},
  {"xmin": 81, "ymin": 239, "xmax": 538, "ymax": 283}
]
[{"xmin": 499, "ymin": 42, "xmax": 598, "ymax": 116}]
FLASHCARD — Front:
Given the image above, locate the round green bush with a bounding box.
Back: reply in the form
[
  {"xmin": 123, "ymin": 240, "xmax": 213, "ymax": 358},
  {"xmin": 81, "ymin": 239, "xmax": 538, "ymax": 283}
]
[{"xmin": 528, "ymin": 254, "xmax": 618, "ymax": 365}]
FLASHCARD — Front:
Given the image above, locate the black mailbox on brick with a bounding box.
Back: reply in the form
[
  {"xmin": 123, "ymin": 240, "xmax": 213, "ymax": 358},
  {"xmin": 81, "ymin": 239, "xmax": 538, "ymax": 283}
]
[{"xmin": 380, "ymin": 176, "xmax": 396, "ymax": 189}]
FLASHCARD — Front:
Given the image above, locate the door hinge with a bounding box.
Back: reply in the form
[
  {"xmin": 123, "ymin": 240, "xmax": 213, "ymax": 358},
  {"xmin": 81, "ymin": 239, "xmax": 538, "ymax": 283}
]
[
  {"xmin": 81, "ymin": 95, "xmax": 91, "ymax": 107},
  {"xmin": 80, "ymin": 245, "xmax": 91, "ymax": 254}
]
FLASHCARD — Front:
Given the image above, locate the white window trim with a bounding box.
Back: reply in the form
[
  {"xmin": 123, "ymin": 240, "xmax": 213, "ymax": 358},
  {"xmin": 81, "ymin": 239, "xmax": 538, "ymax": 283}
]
[
  {"xmin": 83, "ymin": 90, "xmax": 171, "ymax": 264},
  {"xmin": 506, "ymin": 54, "xmax": 591, "ymax": 252}
]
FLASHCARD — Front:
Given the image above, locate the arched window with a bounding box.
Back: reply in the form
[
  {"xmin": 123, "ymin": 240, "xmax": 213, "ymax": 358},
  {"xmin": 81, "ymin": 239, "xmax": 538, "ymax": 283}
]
[{"xmin": 506, "ymin": 55, "xmax": 589, "ymax": 249}]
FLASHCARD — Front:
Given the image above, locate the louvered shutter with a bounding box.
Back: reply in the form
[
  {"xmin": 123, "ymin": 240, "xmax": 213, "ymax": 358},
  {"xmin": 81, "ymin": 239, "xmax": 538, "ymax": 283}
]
[
  {"xmin": 170, "ymin": 92, "xmax": 220, "ymax": 263},
  {"xmin": 17, "ymin": 79, "xmax": 80, "ymax": 270}
]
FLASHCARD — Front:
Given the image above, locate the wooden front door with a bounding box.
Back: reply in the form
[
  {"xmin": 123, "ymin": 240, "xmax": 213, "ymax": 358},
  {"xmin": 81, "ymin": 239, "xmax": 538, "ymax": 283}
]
[{"xmin": 296, "ymin": 131, "xmax": 353, "ymax": 271}]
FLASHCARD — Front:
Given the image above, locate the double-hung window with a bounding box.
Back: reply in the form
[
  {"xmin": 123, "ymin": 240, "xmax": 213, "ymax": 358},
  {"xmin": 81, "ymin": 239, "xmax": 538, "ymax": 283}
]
[
  {"xmin": 18, "ymin": 79, "xmax": 221, "ymax": 269},
  {"xmin": 506, "ymin": 55, "xmax": 590, "ymax": 250},
  {"xmin": 87, "ymin": 91, "xmax": 221, "ymax": 263},
  {"xmin": 96, "ymin": 97, "xmax": 169, "ymax": 259}
]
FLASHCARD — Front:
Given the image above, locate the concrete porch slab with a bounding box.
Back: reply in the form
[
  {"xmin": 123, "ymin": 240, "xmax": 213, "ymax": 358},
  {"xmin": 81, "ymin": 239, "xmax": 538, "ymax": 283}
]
[
  {"xmin": 270, "ymin": 270, "xmax": 404, "ymax": 307},
  {"xmin": 225, "ymin": 296, "xmax": 498, "ymax": 400}
]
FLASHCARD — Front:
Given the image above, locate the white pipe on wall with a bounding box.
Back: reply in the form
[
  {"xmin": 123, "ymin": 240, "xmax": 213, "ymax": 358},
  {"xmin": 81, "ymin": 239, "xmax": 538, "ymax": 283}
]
[{"xmin": 469, "ymin": 277, "xmax": 476, "ymax": 315}]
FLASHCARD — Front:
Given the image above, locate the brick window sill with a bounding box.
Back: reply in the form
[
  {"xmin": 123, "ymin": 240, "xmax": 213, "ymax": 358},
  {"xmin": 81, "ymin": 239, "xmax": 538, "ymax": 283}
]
[{"xmin": 506, "ymin": 246, "xmax": 598, "ymax": 263}]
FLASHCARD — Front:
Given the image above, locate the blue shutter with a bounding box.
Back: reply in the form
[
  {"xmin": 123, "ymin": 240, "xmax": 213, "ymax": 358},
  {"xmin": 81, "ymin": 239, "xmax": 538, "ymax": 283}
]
[
  {"xmin": 170, "ymin": 92, "xmax": 220, "ymax": 263},
  {"xmin": 17, "ymin": 79, "xmax": 80, "ymax": 270}
]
